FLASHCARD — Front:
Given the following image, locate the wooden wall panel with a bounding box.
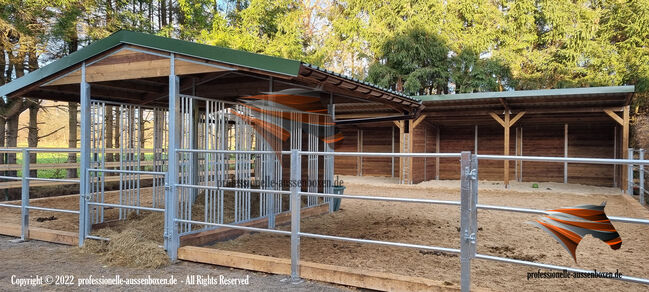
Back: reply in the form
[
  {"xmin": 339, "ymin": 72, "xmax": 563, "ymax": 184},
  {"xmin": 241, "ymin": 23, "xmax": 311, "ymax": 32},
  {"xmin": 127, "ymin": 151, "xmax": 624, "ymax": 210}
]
[
  {"xmin": 334, "ymin": 128, "xmax": 358, "ymax": 175},
  {"xmin": 477, "ymin": 126, "xmax": 516, "ymax": 181},
  {"xmin": 411, "ymin": 125, "xmax": 428, "ymax": 183},
  {"xmin": 361, "ymin": 127, "xmax": 393, "ymax": 176},
  {"xmin": 567, "ymin": 123, "xmax": 615, "ymax": 186},
  {"xmin": 438, "ymin": 126, "xmax": 474, "ymax": 179},
  {"xmin": 521, "ymin": 125, "xmax": 564, "ymax": 183},
  {"xmin": 425, "ymin": 126, "xmax": 437, "ymax": 181}
]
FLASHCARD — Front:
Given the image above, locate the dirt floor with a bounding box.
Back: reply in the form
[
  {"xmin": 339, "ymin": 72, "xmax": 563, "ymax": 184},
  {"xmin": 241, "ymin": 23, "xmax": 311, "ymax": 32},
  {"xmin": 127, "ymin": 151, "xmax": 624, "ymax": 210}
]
[
  {"xmin": 209, "ymin": 176, "xmax": 649, "ymax": 291},
  {"xmin": 0, "ymin": 235, "xmax": 347, "ymax": 291}
]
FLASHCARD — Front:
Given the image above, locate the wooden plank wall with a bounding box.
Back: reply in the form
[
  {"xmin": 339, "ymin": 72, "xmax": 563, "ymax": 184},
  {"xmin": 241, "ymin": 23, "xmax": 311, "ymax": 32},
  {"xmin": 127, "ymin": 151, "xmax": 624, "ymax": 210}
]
[
  {"xmin": 567, "ymin": 123, "xmax": 615, "ymax": 186},
  {"xmin": 333, "ymin": 121, "xmax": 616, "ymax": 187},
  {"xmin": 521, "ymin": 124, "xmax": 564, "ymax": 183},
  {"xmin": 411, "ymin": 125, "xmax": 428, "ymax": 183},
  {"xmin": 361, "ymin": 127, "xmax": 393, "ymax": 176},
  {"xmin": 477, "ymin": 125, "xmax": 516, "ymax": 181},
  {"xmin": 438, "ymin": 126, "xmax": 474, "ymax": 180},
  {"xmin": 334, "ymin": 128, "xmax": 359, "ymax": 175}
]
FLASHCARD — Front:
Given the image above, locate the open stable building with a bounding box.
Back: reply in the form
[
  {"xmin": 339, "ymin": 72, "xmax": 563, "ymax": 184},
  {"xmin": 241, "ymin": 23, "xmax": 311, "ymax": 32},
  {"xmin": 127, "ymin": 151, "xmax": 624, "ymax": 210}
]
[{"xmin": 334, "ymin": 86, "xmax": 634, "ymax": 188}]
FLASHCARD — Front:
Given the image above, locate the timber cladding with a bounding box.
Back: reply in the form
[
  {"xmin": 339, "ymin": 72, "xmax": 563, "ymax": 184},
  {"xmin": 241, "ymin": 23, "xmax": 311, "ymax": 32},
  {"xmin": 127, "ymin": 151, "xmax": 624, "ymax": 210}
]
[{"xmin": 334, "ymin": 121, "xmax": 618, "ymax": 187}]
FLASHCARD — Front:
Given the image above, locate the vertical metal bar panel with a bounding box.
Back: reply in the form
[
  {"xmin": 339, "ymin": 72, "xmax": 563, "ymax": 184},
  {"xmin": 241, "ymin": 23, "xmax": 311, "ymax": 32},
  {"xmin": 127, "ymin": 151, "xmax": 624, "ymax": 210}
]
[
  {"xmin": 21, "ymin": 149, "xmax": 29, "ymax": 241},
  {"xmin": 640, "ymin": 149, "xmax": 645, "ymax": 205},
  {"xmin": 628, "ymin": 148, "xmax": 634, "ymax": 195},
  {"xmin": 290, "ymin": 149, "xmax": 302, "ymax": 282},
  {"xmin": 165, "ymin": 54, "xmax": 180, "ymax": 260},
  {"xmin": 459, "ymin": 151, "xmax": 473, "ymax": 292},
  {"xmin": 79, "ymin": 61, "xmax": 90, "ymax": 247},
  {"xmin": 614, "ymin": 126, "xmax": 618, "ymax": 187}
]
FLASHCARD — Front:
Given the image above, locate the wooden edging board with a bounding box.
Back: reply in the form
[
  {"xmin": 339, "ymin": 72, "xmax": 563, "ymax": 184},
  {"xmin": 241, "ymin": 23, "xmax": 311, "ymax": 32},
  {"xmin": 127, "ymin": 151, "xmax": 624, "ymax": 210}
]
[
  {"xmin": 178, "ymin": 246, "xmax": 461, "ymax": 292},
  {"xmin": 180, "ymin": 204, "xmax": 330, "ymax": 246},
  {"xmin": 0, "ymin": 223, "xmax": 78, "ymax": 245}
]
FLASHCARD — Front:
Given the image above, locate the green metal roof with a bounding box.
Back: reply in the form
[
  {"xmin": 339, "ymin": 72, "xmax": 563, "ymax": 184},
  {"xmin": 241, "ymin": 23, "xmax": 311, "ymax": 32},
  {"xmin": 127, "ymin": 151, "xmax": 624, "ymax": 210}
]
[
  {"xmin": 414, "ymin": 86, "xmax": 634, "ymax": 102},
  {"xmin": 0, "ymin": 30, "xmax": 302, "ymax": 97}
]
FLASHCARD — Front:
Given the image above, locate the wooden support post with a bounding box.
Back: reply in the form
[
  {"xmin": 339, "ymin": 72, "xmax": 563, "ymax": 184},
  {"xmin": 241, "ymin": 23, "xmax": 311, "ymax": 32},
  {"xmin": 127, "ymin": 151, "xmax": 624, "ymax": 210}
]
[
  {"xmin": 564, "ymin": 123, "xmax": 568, "ymax": 184},
  {"xmin": 605, "ymin": 107, "xmax": 630, "ymax": 191},
  {"xmin": 474, "ymin": 125, "xmax": 478, "ymax": 154},
  {"xmin": 435, "ymin": 126, "xmax": 440, "ymax": 180},
  {"xmin": 394, "ymin": 121, "xmax": 405, "ymax": 183},
  {"xmin": 490, "ymin": 111, "xmax": 526, "ymax": 188},
  {"xmin": 357, "ymin": 129, "xmax": 363, "ymax": 176}
]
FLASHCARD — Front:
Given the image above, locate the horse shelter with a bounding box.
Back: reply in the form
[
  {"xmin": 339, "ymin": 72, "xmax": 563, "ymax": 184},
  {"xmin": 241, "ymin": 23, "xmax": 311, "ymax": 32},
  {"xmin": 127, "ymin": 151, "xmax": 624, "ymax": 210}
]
[{"xmin": 1, "ymin": 31, "xmax": 649, "ymax": 291}]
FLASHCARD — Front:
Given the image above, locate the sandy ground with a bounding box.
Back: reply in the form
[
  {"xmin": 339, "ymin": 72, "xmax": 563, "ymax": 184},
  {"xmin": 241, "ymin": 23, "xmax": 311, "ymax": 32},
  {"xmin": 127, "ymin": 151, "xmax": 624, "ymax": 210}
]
[
  {"xmin": 0, "ymin": 235, "xmax": 347, "ymax": 291},
  {"xmin": 210, "ymin": 176, "xmax": 649, "ymax": 291}
]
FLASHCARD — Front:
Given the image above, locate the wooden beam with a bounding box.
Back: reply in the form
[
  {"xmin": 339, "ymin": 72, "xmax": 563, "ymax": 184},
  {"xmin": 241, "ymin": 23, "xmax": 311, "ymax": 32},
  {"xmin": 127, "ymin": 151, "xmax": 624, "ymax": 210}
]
[
  {"xmin": 435, "ymin": 126, "xmax": 440, "ymax": 180},
  {"xmin": 180, "ymin": 205, "xmax": 328, "ymax": 246},
  {"xmin": 604, "ymin": 109, "xmax": 624, "ymax": 125},
  {"xmin": 398, "ymin": 121, "xmax": 405, "ymax": 183},
  {"xmin": 564, "ymin": 123, "xmax": 568, "ymax": 184},
  {"xmin": 178, "ymin": 247, "xmax": 460, "ymax": 291},
  {"xmin": 0, "ymin": 224, "xmax": 77, "ymax": 245},
  {"xmin": 489, "ymin": 112, "xmax": 506, "ymax": 127},
  {"xmin": 622, "ymin": 105, "xmax": 630, "ymax": 192},
  {"xmin": 509, "ymin": 111, "xmax": 526, "ymax": 126},
  {"xmin": 411, "ymin": 114, "xmax": 427, "ymax": 129}
]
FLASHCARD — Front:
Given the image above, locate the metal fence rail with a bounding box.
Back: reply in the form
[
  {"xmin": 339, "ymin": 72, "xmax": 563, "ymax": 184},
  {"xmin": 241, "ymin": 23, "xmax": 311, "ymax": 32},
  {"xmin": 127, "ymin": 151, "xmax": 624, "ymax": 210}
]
[
  {"xmin": 3, "ymin": 146, "xmax": 649, "ymax": 291},
  {"xmin": 286, "ymin": 150, "xmax": 649, "ymax": 291}
]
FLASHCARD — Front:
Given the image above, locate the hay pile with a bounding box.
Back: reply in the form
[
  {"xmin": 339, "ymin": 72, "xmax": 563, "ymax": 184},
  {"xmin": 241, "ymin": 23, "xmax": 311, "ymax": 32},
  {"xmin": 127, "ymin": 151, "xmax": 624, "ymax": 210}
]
[{"xmin": 82, "ymin": 212, "xmax": 170, "ymax": 269}]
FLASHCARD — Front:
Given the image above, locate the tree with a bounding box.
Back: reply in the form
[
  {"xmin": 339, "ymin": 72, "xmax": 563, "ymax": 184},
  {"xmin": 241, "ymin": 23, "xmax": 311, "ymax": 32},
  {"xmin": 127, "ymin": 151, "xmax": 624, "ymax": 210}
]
[
  {"xmin": 366, "ymin": 28, "xmax": 449, "ymax": 95},
  {"xmin": 450, "ymin": 50, "xmax": 515, "ymax": 93}
]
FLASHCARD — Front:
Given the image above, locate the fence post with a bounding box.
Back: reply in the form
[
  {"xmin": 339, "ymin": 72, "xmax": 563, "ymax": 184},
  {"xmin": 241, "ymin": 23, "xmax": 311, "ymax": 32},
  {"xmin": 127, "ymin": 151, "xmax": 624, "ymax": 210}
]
[
  {"xmin": 628, "ymin": 148, "xmax": 634, "ymax": 195},
  {"xmin": 165, "ymin": 53, "xmax": 180, "ymax": 261},
  {"xmin": 21, "ymin": 149, "xmax": 29, "ymax": 241},
  {"xmin": 640, "ymin": 149, "xmax": 645, "ymax": 205},
  {"xmin": 290, "ymin": 148, "xmax": 302, "ymax": 283},
  {"xmin": 460, "ymin": 151, "xmax": 476, "ymax": 292},
  {"xmin": 79, "ymin": 61, "xmax": 91, "ymax": 247}
]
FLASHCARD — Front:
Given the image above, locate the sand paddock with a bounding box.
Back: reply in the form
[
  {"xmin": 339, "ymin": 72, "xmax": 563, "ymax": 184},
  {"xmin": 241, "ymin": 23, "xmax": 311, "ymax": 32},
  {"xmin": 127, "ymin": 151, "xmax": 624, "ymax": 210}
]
[
  {"xmin": 2, "ymin": 176, "xmax": 648, "ymax": 291},
  {"xmin": 207, "ymin": 176, "xmax": 649, "ymax": 291}
]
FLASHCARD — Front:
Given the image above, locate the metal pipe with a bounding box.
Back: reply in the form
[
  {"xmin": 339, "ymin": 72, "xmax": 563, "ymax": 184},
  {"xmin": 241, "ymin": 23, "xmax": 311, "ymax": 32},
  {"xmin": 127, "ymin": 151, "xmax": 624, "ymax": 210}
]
[
  {"xmin": 475, "ymin": 253, "xmax": 649, "ymax": 285},
  {"xmin": 21, "ymin": 149, "xmax": 29, "ymax": 241},
  {"xmin": 298, "ymin": 232, "xmax": 461, "ymax": 255},
  {"xmin": 298, "ymin": 191, "xmax": 649, "ymax": 225},
  {"xmin": 640, "ymin": 149, "xmax": 645, "ymax": 205},
  {"xmin": 290, "ymin": 149, "xmax": 302, "ymax": 283},
  {"xmin": 300, "ymin": 151, "xmax": 462, "ymax": 158},
  {"xmin": 78, "ymin": 61, "xmax": 90, "ymax": 247},
  {"xmin": 165, "ymin": 53, "xmax": 180, "ymax": 260},
  {"xmin": 0, "ymin": 203, "xmax": 20, "ymax": 208},
  {"xmin": 459, "ymin": 151, "xmax": 474, "ymax": 292},
  {"xmin": 88, "ymin": 168, "xmax": 166, "ymax": 176},
  {"xmin": 26, "ymin": 177, "xmax": 80, "ymax": 183},
  {"xmin": 628, "ymin": 148, "xmax": 634, "ymax": 195},
  {"xmin": 0, "ymin": 176, "xmax": 21, "ymax": 180},
  {"xmin": 86, "ymin": 235, "xmax": 110, "ymax": 241},
  {"xmin": 87, "ymin": 202, "xmax": 164, "ymax": 212},
  {"xmin": 176, "ymin": 183, "xmax": 291, "ymax": 194},
  {"xmin": 479, "ymin": 154, "xmax": 649, "ymax": 166},
  {"xmin": 175, "ymin": 219, "xmax": 291, "ymax": 235},
  {"xmin": 177, "ymin": 148, "xmax": 290, "ymax": 155},
  {"xmin": 26, "ymin": 206, "xmax": 80, "ymax": 215}
]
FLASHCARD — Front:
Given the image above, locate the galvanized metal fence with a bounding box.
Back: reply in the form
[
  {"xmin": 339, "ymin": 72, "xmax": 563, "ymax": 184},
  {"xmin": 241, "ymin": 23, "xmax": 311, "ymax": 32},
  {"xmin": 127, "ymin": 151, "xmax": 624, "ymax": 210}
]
[
  {"xmin": 628, "ymin": 148, "xmax": 646, "ymax": 205},
  {"xmin": 164, "ymin": 149, "xmax": 649, "ymax": 291}
]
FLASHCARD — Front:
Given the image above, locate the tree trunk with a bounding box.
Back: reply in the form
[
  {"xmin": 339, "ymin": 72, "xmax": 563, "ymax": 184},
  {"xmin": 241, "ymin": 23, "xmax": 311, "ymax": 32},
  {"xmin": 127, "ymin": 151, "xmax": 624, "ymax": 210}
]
[
  {"xmin": 67, "ymin": 102, "xmax": 78, "ymax": 178},
  {"xmin": 28, "ymin": 103, "xmax": 39, "ymax": 178},
  {"xmin": 6, "ymin": 116, "xmax": 18, "ymax": 177}
]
